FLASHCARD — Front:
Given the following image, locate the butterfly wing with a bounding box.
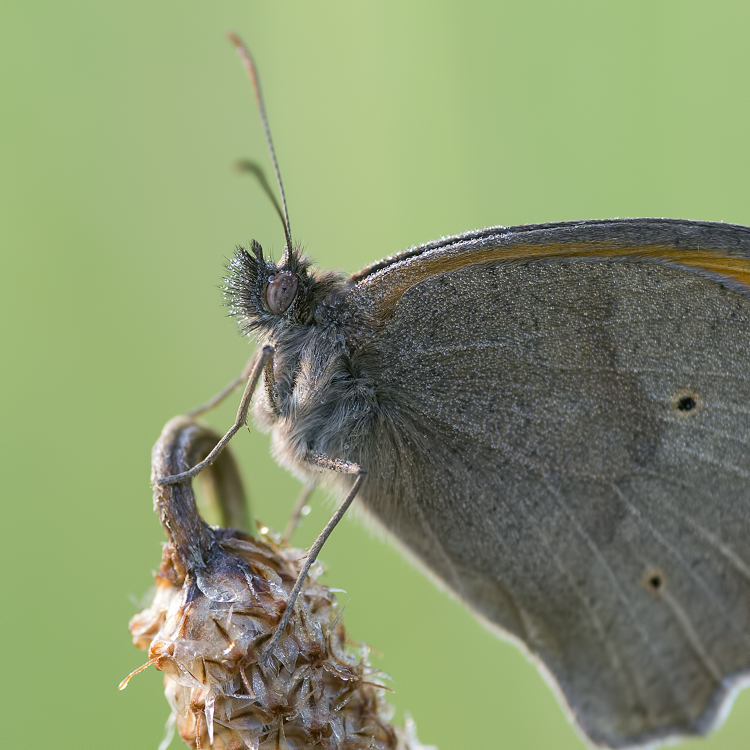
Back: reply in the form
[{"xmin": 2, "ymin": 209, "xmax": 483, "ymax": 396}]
[{"xmin": 350, "ymin": 219, "xmax": 750, "ymax": 749}]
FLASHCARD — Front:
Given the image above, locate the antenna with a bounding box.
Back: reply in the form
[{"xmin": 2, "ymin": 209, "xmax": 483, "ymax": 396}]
[
  {"xmin": 227, "ymin": 32, "xmax": 294, "ymax": 262},
  {"xmin": 235, "ymin": 160, "xmax": 289, "ymax": 241}
]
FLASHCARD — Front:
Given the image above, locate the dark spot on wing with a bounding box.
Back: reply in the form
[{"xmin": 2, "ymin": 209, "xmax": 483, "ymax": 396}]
[
  {"xmin": 642, "ymin": 567, "xmax": 666, "ymax": 595},
  {"xmin": 672, "ymin": 389, "xmax": 701, "ymax": 416}
]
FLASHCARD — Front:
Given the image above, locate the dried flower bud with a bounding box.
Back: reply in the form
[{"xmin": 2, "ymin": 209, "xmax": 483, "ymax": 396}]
[{"xmin": 123, "ymin": 416, "xmax": 435, "ymax": 750}]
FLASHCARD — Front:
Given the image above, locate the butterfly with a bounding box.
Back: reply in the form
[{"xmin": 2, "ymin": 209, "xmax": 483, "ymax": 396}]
[{"xmin": 158, "ymin": 35, "xmax": 750, "ymax": 749}]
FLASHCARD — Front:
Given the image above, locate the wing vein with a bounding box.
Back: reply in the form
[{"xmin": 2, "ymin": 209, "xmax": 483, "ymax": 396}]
[
  {"xmin": 609, "ymin": 482, "xmax": 750, "ymax": 661},
  {"xmin": 540, "ymin": 480, "xmax": 685, "ymax": 717},
  {"xmin": 508, "ymin": 488, "xmax": 644, "ymax": 714},
  {"xmin": 635, "ymin": 469, "xmax": 750, "ymax": 584},
  {"xmin": 679, "ymin": 448, "xmax": 750, "ymax": 479}
]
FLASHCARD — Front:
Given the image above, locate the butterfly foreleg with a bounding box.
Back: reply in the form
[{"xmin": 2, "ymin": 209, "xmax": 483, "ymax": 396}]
[{"xmin": 155, "ymin": 345, "xmax": 275, "ymax": 486}]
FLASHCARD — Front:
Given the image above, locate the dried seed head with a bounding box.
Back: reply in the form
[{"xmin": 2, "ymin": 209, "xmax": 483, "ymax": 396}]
[{"xmin": 124, "ymin": 416, "xmax": 435, "ymax": 750}]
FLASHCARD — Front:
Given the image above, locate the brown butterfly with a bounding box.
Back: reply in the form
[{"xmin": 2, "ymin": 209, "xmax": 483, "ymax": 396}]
[{"xmin": 158, "ymin": 35, "xmax": 750, "ymax": 749}]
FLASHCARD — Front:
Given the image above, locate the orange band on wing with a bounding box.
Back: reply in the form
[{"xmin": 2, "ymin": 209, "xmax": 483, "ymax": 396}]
[{"xmin": 358, "ymin": 243, "xmax": 750, "ymax": 318}]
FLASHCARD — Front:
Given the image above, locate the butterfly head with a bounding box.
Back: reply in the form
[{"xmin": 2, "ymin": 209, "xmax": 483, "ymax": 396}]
[{"xmin": 225, "ymin": 240, "xmax": 346, "ymax": 336}]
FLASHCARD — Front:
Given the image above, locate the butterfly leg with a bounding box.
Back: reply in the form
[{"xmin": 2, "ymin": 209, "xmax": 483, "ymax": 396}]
[
  {"xmin": 186, "ymin": 348, "xmax": 266, "ymax": 418},
  {"xmin": 155, "ymin": 345, "xmax": 274, "ymax": 486},
  {"xmin": 265, "ymin": 455, "xmax": 366, "ymax": 655}
]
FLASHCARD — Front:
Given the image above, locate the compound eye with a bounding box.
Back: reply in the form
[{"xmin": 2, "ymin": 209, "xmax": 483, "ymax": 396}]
[{"xmin": 264, "ymin": 270, "xmax": 299, "ymax": 314}]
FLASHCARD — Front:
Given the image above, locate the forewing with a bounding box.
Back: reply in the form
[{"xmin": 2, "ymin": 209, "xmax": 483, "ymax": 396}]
[{"xmin": 354, "ymin": 231, "xmax": 750, "ymax": 749}]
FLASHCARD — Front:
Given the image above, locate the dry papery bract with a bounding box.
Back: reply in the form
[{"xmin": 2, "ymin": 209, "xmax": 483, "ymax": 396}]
[
  {"xmin": 126, "ymin": 417, "xmax": 434, "ymax": 750},
  {"xmin": 129, "ymin": 529, "xmax": 432, "ymax": 750}
]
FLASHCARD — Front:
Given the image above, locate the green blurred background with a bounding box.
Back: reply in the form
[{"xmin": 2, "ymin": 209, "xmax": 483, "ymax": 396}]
[{"xmin": 3, "ymin": 1, "xmax": 750, "ymax": 748}]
